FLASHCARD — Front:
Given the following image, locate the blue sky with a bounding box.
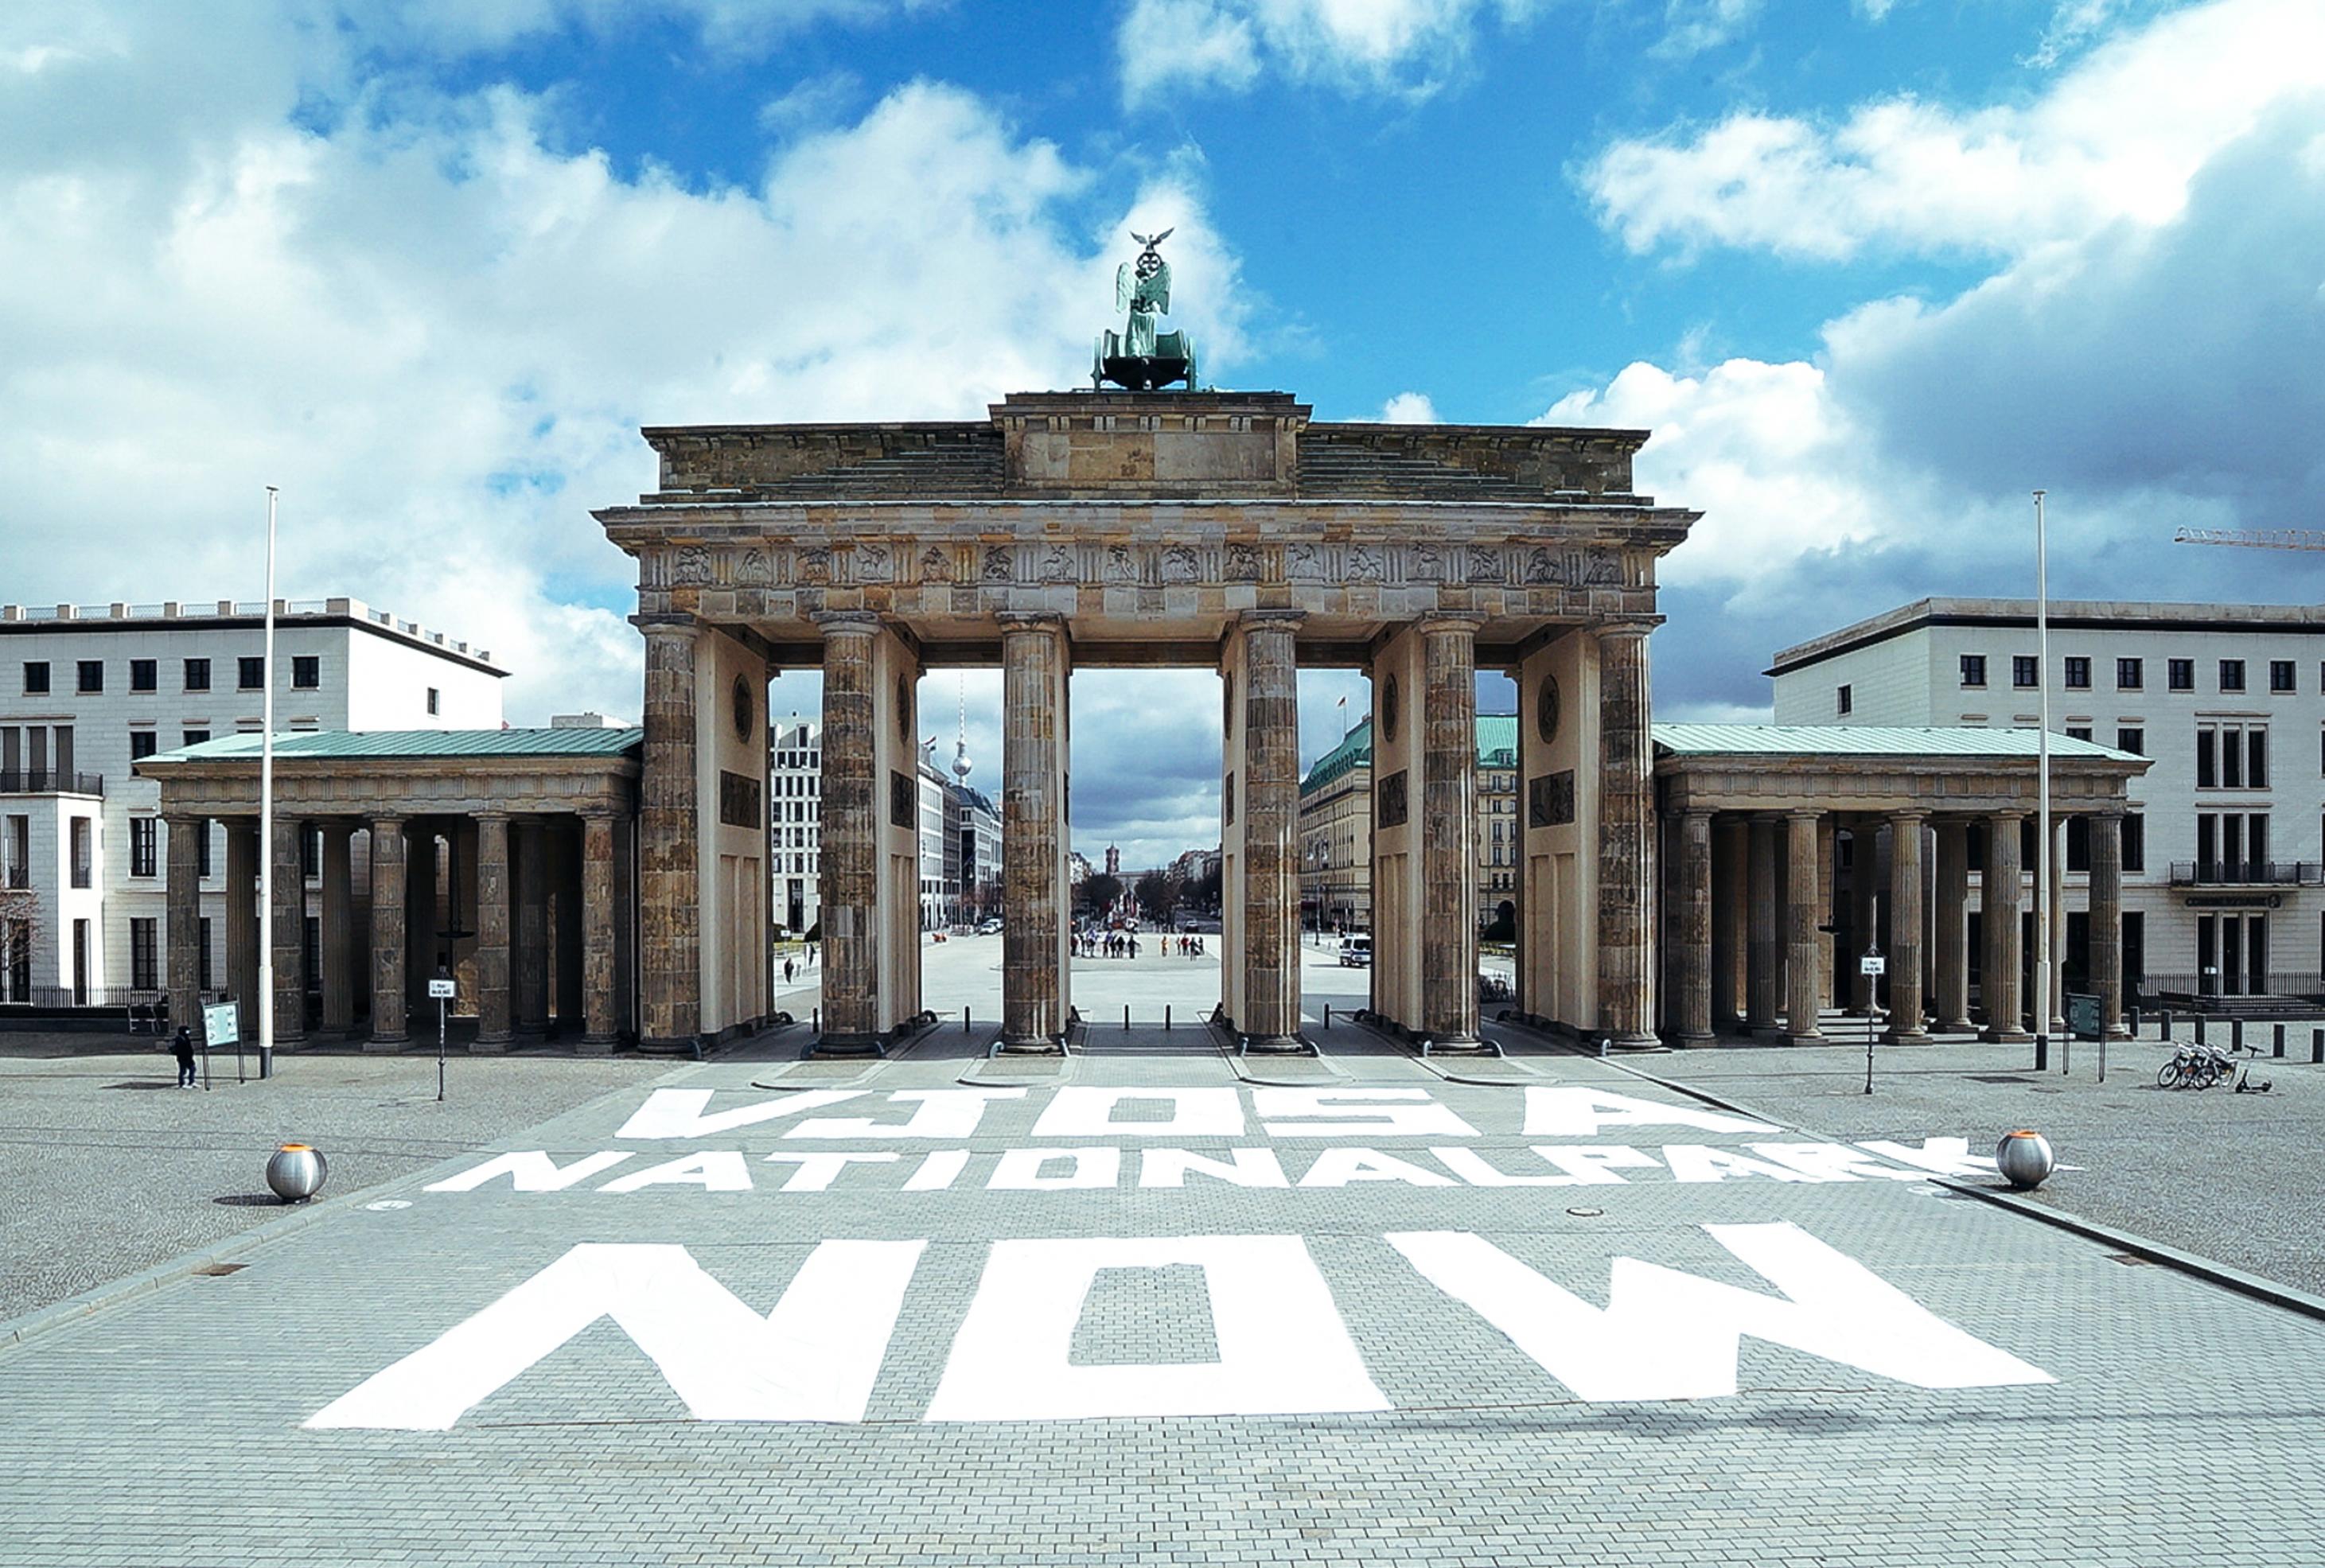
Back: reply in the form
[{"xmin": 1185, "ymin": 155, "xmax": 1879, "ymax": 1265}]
[{"xmin": 4, "ymin": 0, "xmax": 2321, "ymax": 866}]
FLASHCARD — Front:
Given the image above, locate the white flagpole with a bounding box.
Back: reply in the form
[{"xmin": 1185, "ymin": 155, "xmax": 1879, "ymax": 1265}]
[
  {"xmin": 2033, "ymin": 488, "xmax": 2051, "ymax": 1070},
  {"xmin": 257, "ymin": 486, "xmax": 278, "ymax": 1078}
]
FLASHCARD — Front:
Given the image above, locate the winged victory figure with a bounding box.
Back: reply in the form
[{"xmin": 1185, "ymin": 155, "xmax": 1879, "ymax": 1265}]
[{"xmin": 1093, "ymin": 228, "xmax": 1198, "ymax": 391}]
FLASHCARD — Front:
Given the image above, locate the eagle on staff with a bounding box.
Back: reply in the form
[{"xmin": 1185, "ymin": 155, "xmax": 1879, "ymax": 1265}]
[{"xmin": 1093, "ymin": 228, "xmax": 1198, "ymax": 391}]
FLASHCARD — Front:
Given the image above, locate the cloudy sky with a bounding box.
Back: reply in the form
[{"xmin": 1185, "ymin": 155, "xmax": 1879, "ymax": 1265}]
[{"xmin": 6, "ymin": 0, "xmax": 2321, "ymax": 868}]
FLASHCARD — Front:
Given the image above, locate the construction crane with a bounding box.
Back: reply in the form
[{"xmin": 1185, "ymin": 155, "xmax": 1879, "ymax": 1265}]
[{"xmin": 2174, "ymin": 526, "xmax": 2325, "ymax": 551}]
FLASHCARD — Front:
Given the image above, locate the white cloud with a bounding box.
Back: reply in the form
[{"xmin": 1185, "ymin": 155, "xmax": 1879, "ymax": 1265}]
[
  {"xmin": 1377, "ymin": 391, "xmax": 1439, "ymax": 422},
  {"xmin": 1583, "ymin": 0, "xmax": 2325, "ymax": 261},
  {"xmin": 1120, "ymin": 0, "xmax": 1539, "ymax": 104},
  {"xmin": 0, "ymin": 4, "xmax": 1249, "ymax": 726},
  {"xmin": 1651, "ymin": 0, "xmax": 1765, "ymax": 61}
]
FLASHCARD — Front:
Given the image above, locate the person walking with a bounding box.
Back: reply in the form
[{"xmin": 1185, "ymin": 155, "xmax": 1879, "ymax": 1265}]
[
  {"xmin": 783, "ymin": 957, "xmax": 795, "ymax": 986},
  {"xmin": 171, "ymin": 1025, "xmax": 197, "ymax": 1089}
]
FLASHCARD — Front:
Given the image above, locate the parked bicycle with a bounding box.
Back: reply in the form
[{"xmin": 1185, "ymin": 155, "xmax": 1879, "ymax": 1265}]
[{"xmin": 2157, "ymin": 1038, "xmax": 2272, "ymax": 1091}]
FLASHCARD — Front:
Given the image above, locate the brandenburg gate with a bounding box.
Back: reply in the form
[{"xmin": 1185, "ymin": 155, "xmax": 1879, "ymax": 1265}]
[{"xmin": 594, "ymin": 387, "xmax": 1698, "ymax": 1055}]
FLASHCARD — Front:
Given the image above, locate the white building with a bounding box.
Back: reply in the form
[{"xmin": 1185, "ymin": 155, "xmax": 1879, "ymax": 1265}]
[
  {"xmin": 1770, "ymin": 597, "xmax": 2325, "ymax": 1002},
  {"xmin": 770, "ymin": 717, "xmax": 823, "ymax": 935},
  {"xmin": 0, "ymin": 598, "xmax": 503, "ymax": 1007}
]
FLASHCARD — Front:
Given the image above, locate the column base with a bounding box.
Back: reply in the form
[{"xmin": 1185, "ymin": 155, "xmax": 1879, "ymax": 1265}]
[
  {"xmin": 1938, "ymin": 1017, "xmax": 1976, "ymax": 1034},
  {"xmin": 810, "ymin": 1032, "xmax": 886, "ymax": 1059},
  {"xmin": 577, "ymin": 1033, "xmax": 617, "ymax": 1056},
  {"xmin": 1606, "ymin": 1030, "xmax": 1664, "ymax": 1052},
  {"xmin": 1672, "ymin": 1031, "xmax": 1718, "ymax": 1049},
  {"xmin": 1883, "ymin": 1026, "xmax": 1934, "ymax": 1045},
  {"xmin": 1239, "ymin": 1033, "xmax": 1308, "ymax": 1055},
  {"xmin": 364, "ymin": 1032, "xmax": 407, "ymax": 1052},
  {"xmin": 469, "ymin": 1033, "xmax": 511, "ymax": 1056},
  {"xmin": 1782, "ymin": 1029, "xmax": 1826, "ymax": 1047},
  {"xmin": 997, "ymin": 1034, "xmax": 1067, "ymax": 1055},
  {"xmin": 1980, "ymin": 1025, "xmax": 2035, "ymax": 1044},
  {"xmin": 637, "ymin": 1035, "xmax": 699, "ymax": 1056}
]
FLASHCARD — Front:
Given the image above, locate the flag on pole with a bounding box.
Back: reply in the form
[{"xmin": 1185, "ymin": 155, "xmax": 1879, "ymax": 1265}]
[{"xmin": 1336, "ymin": 694, "xmax": 1348, "ymax": 736}]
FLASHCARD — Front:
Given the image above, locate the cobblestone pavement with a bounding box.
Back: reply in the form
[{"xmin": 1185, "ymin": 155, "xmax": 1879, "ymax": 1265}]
[
  {"xmin": 0, "ymin": 1036, "xmax": 668, "ymax": 1319},
  {"xmin": 1600, "ymin": 1021, "xmax": 2325, "ymax": 1296},
  {"xmin": 4, "ymin": 1025, "xmax": 2324, "ymax": 1566}
]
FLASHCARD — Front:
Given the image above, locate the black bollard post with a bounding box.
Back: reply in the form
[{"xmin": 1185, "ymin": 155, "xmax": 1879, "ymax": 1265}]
[
  {"xmin": 2313, "ymin": 1027, "xmax": 2323, "ymax": 1065},
  {"xmin": 2275, "ymin": 1023, "xmax": 2286, "ymax": 1059},
  {"xmin": 964, "ymin": 1006, "xmax": 972, "ymax": 1033},
  {"xmin": 2159, "ymin": 1009, "xmax": 2171, "ymax": 1041},
  {"xmin": 2233, "ymin": 1019, "xmax": 2245, "ymax": 1053},
  {"xmin": 2128, "ymin": 1006, "xmax": 2140, "ymax": 1038},
  {"xmin": 2196, "ymin": 1015, "xmax": 2206, "ymax": 1046},
  {"xmin": 1124, "ymin": 1005, "xmax": 1130, "ymax": 1031}
]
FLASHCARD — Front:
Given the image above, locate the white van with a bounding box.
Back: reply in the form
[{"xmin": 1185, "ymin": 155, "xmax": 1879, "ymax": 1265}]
[{"xmin": 1338, "ymin": 932, "xmax": 1372, "ymax": 967}]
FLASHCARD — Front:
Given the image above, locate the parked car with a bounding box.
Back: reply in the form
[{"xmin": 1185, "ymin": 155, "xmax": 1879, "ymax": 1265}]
[
  {"xmin": 977, "ymin": 918, "xmax": 1003, "ymax": 936},
  {"xmin": 1339, "ymin": 933, "xmax": 1372, "ymax": 967}
]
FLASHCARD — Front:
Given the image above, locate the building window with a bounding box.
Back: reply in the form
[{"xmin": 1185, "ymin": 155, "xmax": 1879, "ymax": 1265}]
[
  {"xmin": 2117, "ymin": 657, "xmax": 2142, "ymax": 690},
  {"xmin": 2198, "ymin": 722, "xmax": 2268, "ymax": 790},
  {"xmin": 130, "ymin": 918, "xmax": 158, "ymax": 991},
  {"xmin": 2011, "ymin": 656, "xmax": 2039, "ymax": 688},
  {"xmin": 238, "ymin": 656, "xmax": 264, "ymax": 690},
  {"xmin": 182, "ymin": 729, "xmax": 209, "ymax": 749},
  {"xmin": 293, "ymin": 656, "xmax": 320, "ymax": 690},
  {"xmin": 2219, "ymin": 659, "xmax": 2245, "ymax": 692},
  {"xmin": 21, "ymin": 661, "xmax": 49, "ymax": 695},
  {"xmin": 184, "ymin": 657, "xmax": 210, "ymax": 691},
  {"xmin": 2063, "ymin": 656, "xmax": 2090, "ymax": 690},
  {"xmin": 2117, "ymin": 726, "xmax": 2144, "ymax": 757},
  {"xmin": 1836, "ymin": 683, "xmax": 1852, "ymax": 716},
  {"xmin": 2251, "ymin": 727, "xmax": 2269, "ymax": 787},
  {"xmin": 2122, "ymin": 813, "xmax": 2144, "ymax": 873},
  {"xmin": 2066, "ymin": 726, "xmax": 2093, "ymax": 742},
  {"xmin": 69, "ymin": 817, "xmax": 92, "ymax": 889},
  {"xmin": 2168, "ymin": 658, "xmax": 2195, "ymax": 692},
  {"xmin": 2271, "ymin": 659, "xmax": 2296, "ymax": 694},
  {"xmin": 2197, "ymin": 726, "xmax": 2216, "ymax": 788},
  {"xmin": 129, "ymin": 730, "xmax": 158, "ymax": 761},
  {"xmin": 300, "ymin": 824, "xmax": 320, "ymax": 880},
  {"xmin": 426, "ymin": 687, "xmax": 441, "ymax": 716},
  {"xmin": 76, "ymin": 659, "xmax": 103, "ymax": 693},
  {"xmin": 130, "ymin": 659, "xmax": 157, "ymax": 692}
]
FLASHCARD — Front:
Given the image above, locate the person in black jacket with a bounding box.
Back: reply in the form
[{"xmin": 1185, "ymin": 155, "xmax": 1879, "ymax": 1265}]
[{"xmin": 172, "ymin": 1025, "xmax": 198, "ymax": 1089}]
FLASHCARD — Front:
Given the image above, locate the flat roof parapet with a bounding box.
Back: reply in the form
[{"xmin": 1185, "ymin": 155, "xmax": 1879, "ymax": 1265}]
[
  {"xmin": 0, "ymin": 596, "xmax": 498, "ymax": 671},
  {"xmin": 1770, "ymin": 597, "xmax": 2325, "ymax": 675}
]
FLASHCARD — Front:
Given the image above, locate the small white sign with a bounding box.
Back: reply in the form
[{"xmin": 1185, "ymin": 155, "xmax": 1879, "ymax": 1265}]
[
  {"xmin": 1860, "ymin": 955, "xmax": 1887, "ymax": 977},
  {"xmin": 428, "ymin": 979, "xmax": 458, "ymax": 1000},
  {"xmin": 202, "ymin": 1002, "xmax": 240, "ymax": 1046}
]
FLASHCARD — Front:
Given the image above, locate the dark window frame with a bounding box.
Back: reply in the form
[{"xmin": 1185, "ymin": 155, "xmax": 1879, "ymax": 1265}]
[
  {"xmin": 2117, "ymin": 657, "xmax": 2143, "ymax": 691},
  {"xmin": 2063, "ymin": 656, "xmax": 2091, "ymax": 691},
  {"xmin": 21, "ymin": 661, "xmax": 49, "ymax": 695},
  {"xmin": 1960, "ymin": 654, "xmax": 1987, "ymax": 688},
  {"xmin": 2168, "ymin": 658, "xmax": 2195, "ymax": 692},
  {"xmin": 237, "ymin": 656, "xmax": 264, "ymax": 691},
  {"xmin": 2011, "ymin": 655, "xmax": 2039, "ymax": 689},
  {"xmin": 2117, "ymin": 726, "xmax": 2144, "ymax": 757},
  {"xmin": 130, "ymin": 659, "xmax": 157, "ymax": 692},
  {"xmin": 2271, "ymin": 659, "xmax": 2296, "ymax": 694},
  {"xmin": 1836, "ymin": 684, "xmax": 1853, "ymax": 716},
  {"xmin": 292, "ymin": 655, "xmax": 320, "ymax": 690},
  {"xmin": 2220, "ymin": 659, "xmax": 2246, "ymax": 693},
  {"xmin": 183, "ymin": 657, "xmax": 210, "ymax": 691},
  {"xmin": 76, "ymin": 659, "xmax": 103, "ymax": 694}
]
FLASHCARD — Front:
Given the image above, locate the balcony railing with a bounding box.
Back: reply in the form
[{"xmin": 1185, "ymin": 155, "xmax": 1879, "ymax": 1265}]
[
  {"xmin": 2167, "ymin": 861, "xmax": 2324, "ymax": 888},
  {"xmin": 0, "ymin": 769, "xmax": 103, "ymax": 796}
]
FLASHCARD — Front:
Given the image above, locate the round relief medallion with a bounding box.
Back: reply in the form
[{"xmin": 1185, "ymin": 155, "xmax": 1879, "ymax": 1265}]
[
  {"xmin": 1536, "ymin": 674, "xmax": 1561, "ymax": 745},
  {"xmin": 1381, "ymin": 674, "xmax": 1400, "ymax": 744},
  {"xmin": 730, "ymin": 675, "xmax": 754, "ymax": 742}
]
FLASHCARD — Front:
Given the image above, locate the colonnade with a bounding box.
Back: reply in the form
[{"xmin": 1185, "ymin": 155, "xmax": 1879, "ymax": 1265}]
[
  {"xmin": 163, "ymin": 810, "xmax": 627, "ymax": 1052},
  {"xmin": 1664, "ymin": 807, "xmax": 2127, "ymax": 1045}
]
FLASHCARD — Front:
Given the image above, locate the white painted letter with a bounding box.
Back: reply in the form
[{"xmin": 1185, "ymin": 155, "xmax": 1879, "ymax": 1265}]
[
  {"xmin": 598, "ymin": 1152, "xmax": 754, "ymax": 1193},
  {"xmin": 1749, "ymin": 1142, "xmax": 1928, "ymax": 1183},
  {"xmin": 1529, "ymin": 1145, "xmax": 1662, "ymax": 1184},
  {"xmin": 425, "ymin": 1151, "xmax": 634, "ymax": 1193},
  {"xmin": 1298, "ymin": 1147, "xmax": 1456, "ymax": 1188},
  {"xmin": 787, "ymin": 1088, "xmax": 1026, "ymax": 1140},
  {"xmin": 1431, "ymin": 1146, "xmax": 1577, "ymax": 1187},
  {"xmin": 306, "ymin": 1239, "xmax": 926, "ymax": 1429},
  {"xmin": 761, "ymin": 1151, "xmax": 902, "ymax": 1192},
  {"xmin": 988, "ymin": 1147, "xmax": 1122, "ymax": 1190},
  {"xmin": 615, "ymin": 1088, "xmax": 866, "ymax": 1140},
  {"xmin": 902, "ymin": 1150, "xmax": 971, "ymax": 1191},
  {"xmin": 1033, "ymin": 1087, "xmax": 1244, "ymax": 1139},
  {"xmin": 1388, "ymin": 1223, "xmax": 2053, "ymax": 1403},
  {"xmin": 1253, "ymin": 1087, "xmax": 1478, "ymax": 1138},
  {"xmin": 1662, "ymin": 1145, "xmax": 1823, "ymax": 1183},
  {"xmin": 925, "ymin": 1235, "xmax": 1388, "ymax": 1420},
  {"xmin": 1856, "ymin": 1137, "xmax": 1996, "ymax": 1177},
  {"xmin": 1522, "ymin": 1087, "xmax": 1776, "ymax": 1138},
  {"xmin": 1138, "ymin": 1147, "xmax": 1289, "ymax": 1188}
]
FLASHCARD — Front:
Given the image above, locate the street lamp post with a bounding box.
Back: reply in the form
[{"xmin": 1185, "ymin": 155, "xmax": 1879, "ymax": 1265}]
[
  {"xmin": 2033, "ymin": 488, "xmax": 2052, "ymax": 1073},
  {"xmin": 255, "ymin": 485, "xmax": 278, "ymax": 1081}
]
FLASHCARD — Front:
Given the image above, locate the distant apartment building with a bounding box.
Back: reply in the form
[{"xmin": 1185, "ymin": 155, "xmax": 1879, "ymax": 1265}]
[
  {"xmin": 769, "ymin": 718, "xmax": 824, "ymax": 935},
  {"xmin": 1770, "ymin": 598, "xmax": 2325, "ymax": 1001},
  {"xmin": 769, "ymin": 719, "xmax": 999, "ymax": 934},
  {"xmin": 1295, "ymin": 715, "xmax": 1523, "ymax": 935},
  {"xmin": 0, "ymin": 598, "xmax": 503, "ymax": 1006}
]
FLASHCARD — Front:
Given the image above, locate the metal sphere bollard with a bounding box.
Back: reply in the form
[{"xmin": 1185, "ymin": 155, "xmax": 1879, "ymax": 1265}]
[
  {"xmin": 1994, "ymin": 1130, "xmax": 2054, "ymax": 1192},
  {"xmin": 265, "ymin": 1143, "xmax": 329, "ymax": 1203}
]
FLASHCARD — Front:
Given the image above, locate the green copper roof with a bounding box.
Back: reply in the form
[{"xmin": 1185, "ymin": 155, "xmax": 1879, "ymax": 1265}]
[
  {"xmin": 1299, "ymin": 714, "xmax": 1521, "ymax": 795},
  {"xmin": 1652, "ymin": 724, "xmax": 2144, "ymax": 761},
  {"xmin": 139, "ymin": 728, "xmax": 644, "ymax": 765}
]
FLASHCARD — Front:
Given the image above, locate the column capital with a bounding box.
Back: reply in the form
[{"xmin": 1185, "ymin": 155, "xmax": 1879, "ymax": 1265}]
[
  {"xmin": 576, "ymin": 806, "xmax": 619, "ymax": 823},
  {"xmin": 811, "ymin": 609, "xmax": 886, "ymax": 637},
  {"xmin": 996, "ymin": 609, "xmax": 1068, "ymax": 632},
  {"xmin": 631, "ymin": 611, "xmax": 699, "ymax": 636},
  {"xmin": 1785, "ymin": 807, "xmax": 1823, "ymax": 823},
  {"xmin": 2086, "ymin": 803, "xmax": 2129, "ymax": 820},
  {"xmin": 1595, "ymin": 617, "xmax": 1663, "ymax": 643},
  {"xmin": 473, "ymin": 808, "xmax": 512, "ymax": 824},
  {"xmin": 1681, "ymin": 805, "xmax": 1717, "ymax": 824},
  {"xmin": 160, "ymin": 810, "xmax": 206, "ymax": 829},
  {"xmin": 1989, "ymin": 808, "xmax": 2027, "ymax": 824},
  {"xmin": 1232, "ymin": 608, "xmax": 1307, "ymax": 630},
  {"xmin": 1413, "ymin": 613, "xmax": 1482, "ymax": 636},
  {"xmin": 1889, "ymin": 808, "xmax": 1930, "ymax": 827}
]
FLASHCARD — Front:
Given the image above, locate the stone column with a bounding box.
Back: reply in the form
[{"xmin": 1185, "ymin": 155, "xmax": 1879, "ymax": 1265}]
[
  {"xmin": 1817, "ymin": 816, "xmax": 1839, "ymax": 1008},
  {"xmin": 164, "ymin": 813, "xmax": 205, "ymax": 1035},
  {"xmin": 1417, "ymin": 617, "xmax": 1482, "ymax": 1046},
  {"xmin": 816, "ymin": 613, "xmax": 883, "ymax": 1050},
  {"xmin": 319, "ymin": 823, "xmax": 355, "ymax": 1034},
  {"xmin": 269, "ymin": 817, "xmax": 306, "ymax": 1045},
  {"xmin": 368, "ymin": 817, "xmax": 407, "ymax": 1045},
  {"xmin": 1596, "ymin": 622, "xmax": 1657, "ymax": 1050},
  {"xmin": 1000, "ymin": 614, "xmax": 1069, "ymax": 1051},
  {"xmin": 473, "ymin": 811, "xmax": 512, "ymax": 1050},
  {"xmin": 1713, "ymin": 817, "xmax": 1747, "ymax": 1029},
  {"xmin": 405, "ymin": 820, "xmax": 438, "ymax": 1022},
  {"xmin": 553, "ymin": 821, "xmax": 583, "ymax": 1037},
  {"xmin": 1886, "ymin": 811, "xmax": 1930, "ymax": 1044},
  {"xmin": 1982, "ymin": 811, "xmax": 2029, "ymax": 1041},
  {"xmin": 2090, "ymin": 809, "xmax": 2126, "ymax": 1039},
  {"xmin": 1746, "ymin": 815, "xmax": 1779, "ymax": 1033},
  {"xmin": 2047, "ymin": 816, "xmax": 2068, "ymax": 1037},
  {"xmin": 1784, "ymin": 810, "xmax": 1825, "ymax": 1045},
  {"xmin": 225, "ymin": 818, "xmax": 259, "ymax": 1041},
  {"xmin": 1673, "ymin": 809, "xmax": 1715, "ymax": 1047},
  {"xmin": 1934, "ymin": 819, "xmax": 1972, "ymax": 1032},
  {"xmin": 637, "ymin": 616, "xmax": 700, "ymax": 1050},
  {"xmin": 514, "ymin": 817, "xmax": 549, "ymax": 1033},
  {"xmin": 581, "ymin": 811, "xmax": 618, "ymax": 1052},
  {"xmin": 1229, "ymin": 611, "xmax": 1303, "ymax": 1049}
]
